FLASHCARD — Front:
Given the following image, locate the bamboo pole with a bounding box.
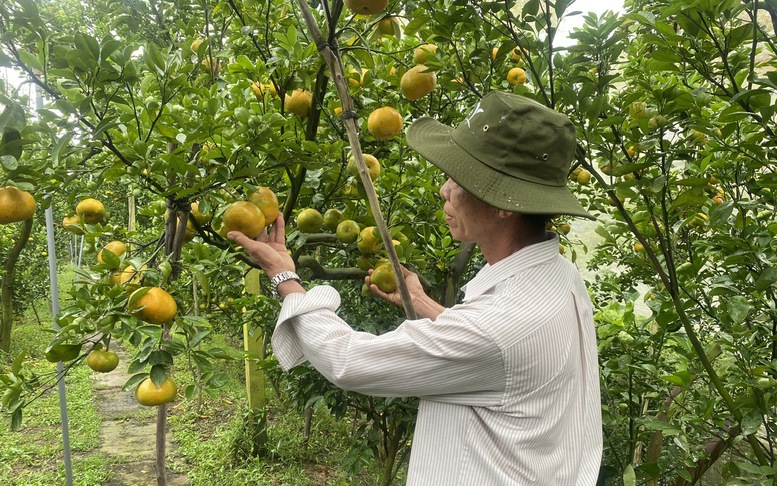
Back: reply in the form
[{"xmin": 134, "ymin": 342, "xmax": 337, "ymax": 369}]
[{"xmin": 295, "ymin": 0, "xmax": 416, "ymax": 320}]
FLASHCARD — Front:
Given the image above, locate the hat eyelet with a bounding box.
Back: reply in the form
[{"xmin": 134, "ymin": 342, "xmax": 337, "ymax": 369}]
[
  {"xmin": 542, "ymin": 153, "xmax": 549, "ymax": 160},
  {"xmin": 482, "ymin": 125, "xmax": 489, "ymax": 132}
]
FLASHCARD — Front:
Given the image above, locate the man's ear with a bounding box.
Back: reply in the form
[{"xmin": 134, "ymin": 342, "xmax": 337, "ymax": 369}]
[{"xmin": 497, "ymin": 209, "xmax": 514, "ymax": 219}]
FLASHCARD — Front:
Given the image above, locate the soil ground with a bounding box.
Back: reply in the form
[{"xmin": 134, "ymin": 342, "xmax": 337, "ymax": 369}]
[{"xmin": 92, "ymin": 346, "xmax": 189, "ymax": 485}]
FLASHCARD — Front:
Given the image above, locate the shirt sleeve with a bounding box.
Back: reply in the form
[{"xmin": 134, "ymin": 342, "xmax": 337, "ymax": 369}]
[{"xmin": 271, "ymin": 286, "xmax": 505, "ymax": 405}]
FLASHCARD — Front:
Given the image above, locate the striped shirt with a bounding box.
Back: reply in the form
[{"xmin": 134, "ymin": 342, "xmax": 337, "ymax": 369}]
[{"xmin": 273, "ymin": 234, "xmax": 602, "ymax": 485}]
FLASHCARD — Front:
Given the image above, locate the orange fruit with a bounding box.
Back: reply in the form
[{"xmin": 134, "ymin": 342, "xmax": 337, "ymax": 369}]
[
  {"xmin": 334, "ymin": 106, "xmax": 344, "ymax": 118},
  {"xmin": 507, "ymin": 67, "xmax": 527, "ymax": 86},
  {"xmin": 190, "ymin": 201, "xmax": 211, "ymax": 224},
  {"xmin": 511, "ymin": 46, "xmax": 528, "ymax": 62},
  {"xmin": 98, "ymin": 240, "xmax": 127, "ymax": 264},
  {"xmin": 357, "ymin": 226, "xmax": 381, "ymax": 254},
  {"xmin": 284, "ymin": 89, "xmax": 313, "ymax": 117},
  {"xmin": 76, "ymin": 198, "xmax": 105, "ymax": 224},
  {"xmin": 371, "ymin": 263, "xmax": 397, "ymax": 293},
  {"xmin": 190, "ymin": 39, "xmax": 204, "ymax": 52},
  {"xmin": 323, "ymin": 208, "xmax": 345, "ymax": 231},
  {"xmin": 221, "ymin": 201, "xmax": 266, "ymax": 239},
  {"xmin": 0, "ymin": 187, "xmax": 36, "ymax": 224},
  {"xmin": 336, "ymin": 219, "xmax": 361, "ymax": 244},
  {"xmin": 86, "ymin": 349, "xmax": 119, "ymax": 373},
  {"xmin": 577, "ymin": 169, "xmax": 592, "ymax": 185},
  {"xmin": 347, "ymin": 67, "xmax": 369, "ymax": 87},
  {"xmin": 413, "ymin": 44, "xmax": 437, "ymax": 64},
  {"xmin": 62, "ymin": 214, "xmax": 84, "ymax": 234},
  {"xmin": 347, "ymin": 154, "xmax": 381, "ymax": 181},
  {"xmin": 343, "ymin": 0, "xmax": 387, "ymax": 14},
  {"xmin": 368, "ymin": 107, "xmax": 403, "ymax": 140},
  {"xmin": 135, "ymin": 377, "xmax": 177, "ymax": 407},
  {"xmin": 110, "ymin": 264, "xmax": 146, "ymax": 288},
  {"xmin": 248, "ymin": 187, "xmax": 280, "ymax": 224},
  {"xmin": 400, "ymin": 65, "xmax": 437, "ymax": 101},
  {"xmin": 377, "ymin": 16, "xmax": 399, "ymax": 36},
  {"xmin": 296, "ymin": 208, "xmax": 324, "ymax": 233},
  {"xmin": 250, "ymin": 81, "xmax": 276, "ymax": 98},
  {"xmin": 128, "ymin": 286, "xmax": 178, "ymax": 325}
]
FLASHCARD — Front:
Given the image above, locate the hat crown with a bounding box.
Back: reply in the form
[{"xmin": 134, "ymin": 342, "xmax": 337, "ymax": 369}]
[{"xmin": 451, "ymin": 92, "xmax": 575, "ymax": 187}]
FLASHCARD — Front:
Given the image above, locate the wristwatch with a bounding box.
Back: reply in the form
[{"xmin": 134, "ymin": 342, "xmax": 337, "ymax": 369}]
[{"xmin": 270, "ymin": 271, "xmax": 301, "ymax": 299}]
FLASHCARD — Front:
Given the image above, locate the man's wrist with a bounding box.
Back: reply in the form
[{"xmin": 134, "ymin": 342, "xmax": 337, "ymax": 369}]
[{"xmin": 270, "ymin": 271, "xmax": 301, "ymax": 299}]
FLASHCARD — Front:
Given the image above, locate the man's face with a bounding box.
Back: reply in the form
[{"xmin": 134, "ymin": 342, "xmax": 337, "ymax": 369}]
[{"xmin": 439, "ymin": 178, "xmax": 499, "ymax": 243}]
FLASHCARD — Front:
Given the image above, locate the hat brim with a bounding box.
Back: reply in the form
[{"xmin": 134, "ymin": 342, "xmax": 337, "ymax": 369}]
[{"xmin": 406, "ymin": 117, "xmax": 595, "ymax": 220}]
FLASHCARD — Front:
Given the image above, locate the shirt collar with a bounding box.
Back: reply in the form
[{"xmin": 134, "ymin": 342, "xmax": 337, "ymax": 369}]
[{"xmin": 461, "ymin": 232, "xmax": 560, "ymax": 302}]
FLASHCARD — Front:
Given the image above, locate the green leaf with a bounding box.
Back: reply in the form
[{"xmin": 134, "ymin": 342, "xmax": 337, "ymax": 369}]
[
  {"xmin": 150, "ymin": 364, "xmax": 168, "ymax": 387},
  {"xmin": 11, "ymin": 351, "xmax": 26, "ymax": 375},
  {"xmin": 122, "ymin": 372, "xmax": 148, "ymax": 392},
  {"xmin": 741, "ymin": 409, "xmax": 762, "ymax": 436},
  {"xmin": 623, "ymin": 464, "xmax": 636, "ymax": 486},
  {"xmin": 11, "ymin": 409, "xmax": 22, "ymax": 431},
  {"xmin": 727, "ymin": 296, "xmax": 751, "ymax": 324},
  {"xmin": 755, "ymin": 267, "xmax": 777, "ymax": 292}
]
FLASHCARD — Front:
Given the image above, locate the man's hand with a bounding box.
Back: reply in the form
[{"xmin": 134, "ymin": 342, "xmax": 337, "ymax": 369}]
[
  {"xmin": 227, "ymin": 214, "xmax": 295, "ymax": 278},
  {"xmin": 366, "ymin": 265, "xmax": 445, "ymax": 320}
]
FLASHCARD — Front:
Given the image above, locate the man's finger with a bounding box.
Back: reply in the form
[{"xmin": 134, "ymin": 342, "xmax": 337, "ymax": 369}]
[
  {"xmin": 227, "ymin": 231, "xmax": 253, "ymax": 247},
  {"xmin": 270, "ymin": 214, "xmax": 286, "ymax": 245}
]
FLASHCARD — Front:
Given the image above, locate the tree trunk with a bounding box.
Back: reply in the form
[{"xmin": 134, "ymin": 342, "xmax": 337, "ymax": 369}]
[{"xmin": 1, "ymin": 218, "xmax": 33, "ymax": 355}]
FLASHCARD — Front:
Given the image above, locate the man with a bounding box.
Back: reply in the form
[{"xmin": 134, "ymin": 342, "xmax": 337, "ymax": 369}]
[{"xmin": 228, "ymin": 92, "xmax": 602, "ymax": 485}]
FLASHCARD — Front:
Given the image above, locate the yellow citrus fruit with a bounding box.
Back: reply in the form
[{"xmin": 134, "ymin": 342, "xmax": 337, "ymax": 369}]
[
  {"xmin": 250, "ymin": 81, "xmax": 276, "ymax": 98},
  {"xmin": 634, "ymin": 242, "xmax": 645, "ymax": 252},
  {"xmin": 135, "ymin": 377, "xmax": 177, "ymax": 407},
  {"xmin": 356, "ymin": 255, "xmax": 377, "ymax": 270},
  {"xmin": 0, "ymin": 187, "xmax": 36, "ymax": 224},
  {"xmin": 76, "ymin": 198, "xmax": 105, "ymax": 224},
  {"xmin": 368, "ymin": 107, "xmax": 403, "ymax": 140},
  {"xmin": 190, "ymin": 39, "xmax": 204, "ymax": 52},
  {"xmin": 371, "ymin": 263, "xmax": 397, "ymax": 293},
  {"xmin": 377, "ymin": 16, "xmax": 399, "ymax": 36},
  {"xmin": 190, "ymin": 201, "xmax": 211, "ymax": 224},
  {"xmin": 128, "ymin": 286, "xmax": 178, "ymax": 325},
  {"xmin": 284, "ymin": 89, "xmax": 313, "ymax": 117},
  {"xmin": 558, "ymin": 223, "xmax": 571, "ymax": 235},
  {"xmin": 336, "ymin": 219, "xmax": 361, "ymax": 244},
  {"xmin": 86, "ymin": 349, "xmax": 119, "ymax": 373},
  {"xmin": 296, "ymin": 208, "xmax": 324, "ymax": 233},
  {"xmin": 183, "ymin": 219, "xmax": 196, "ymax": 242},
  {"xmin": 98, "ymin": 240, "xmax": 127, "ymax": 264},
  {"xmin": 357, "ymin": 226, "xmax": 381, "ymax": 254},
  {"xmin": 62, "ymin": 215, "xmax": 84, "ymax": 234},
  {"xmin": 413, "ymin": 44, "xmax": 437, "ymax": 64},
  {"xmin": 347, "ymin": 67, "xmax": 369, "ymax": 87},
  {"xmin": 110, "ymin": 264, "xmax": 146, "ymax": 287},
  {"xmin": 347, "ymin": 153, "xmax": 381, "ymax": 181},
  {"xmin": 248, "ymin": 187, "xmax": 280, "ymax": 224},
  {"xmin": 201, "ymin": 58, "xmax": 220, "ymax": 75},
  {"xmin": 507, "ymin": 67, "xmax": 527, "ymax": 86},
  {"xmin": 222, "ymin": 201, "xmax": 266, "ymax": 239},
  {"xmin": 626, "ymin": 145, "xmax": 637, "ymax": 157},
  {"xmin": 511, "ymin": 46, "xmax": 528, "ymax": 62},
  {"xmin": 323, "ymin": 208, "xmax": 345, "ymax": 231},
  {"xmin": 577, "ymin": 169, "xmax": 592, "ymax": 185},
  {"xmin": 400, "ymin": 64, "xmax": 437, "ymax": 101},
  {"xmin": 343, "ymin": 0, "xmax": 387, "ymax": 14}
]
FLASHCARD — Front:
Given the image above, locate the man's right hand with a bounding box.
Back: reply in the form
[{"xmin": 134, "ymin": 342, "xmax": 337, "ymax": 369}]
[{"xmin": 366, "ymin": 266, "xmax": 445, "ymax": 320}]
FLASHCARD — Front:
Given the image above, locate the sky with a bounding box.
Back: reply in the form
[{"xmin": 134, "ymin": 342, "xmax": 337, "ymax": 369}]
[{"xmin": 556, "ymin": 0, "xmax": 626, "ymax": 46}]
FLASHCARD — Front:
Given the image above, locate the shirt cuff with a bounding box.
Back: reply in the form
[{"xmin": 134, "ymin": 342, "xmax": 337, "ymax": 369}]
[{"xmin": 272, "ymin": 286, "xmax": 341, "ymax": 372}]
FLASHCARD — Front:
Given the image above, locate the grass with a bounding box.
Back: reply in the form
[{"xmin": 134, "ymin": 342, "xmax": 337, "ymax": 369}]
[
  {"xmin": 0, "ymin": 300, "xmax": 111, "ymax": 485},
  {"xmin": 165, "ymin": 331, "xmax": 384, "ymax": 485}
]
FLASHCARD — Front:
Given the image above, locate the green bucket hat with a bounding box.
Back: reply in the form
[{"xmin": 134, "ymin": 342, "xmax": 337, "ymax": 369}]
[{"xmin": 406, "ymin": 91, "xmax": 594, "ymax": 219}]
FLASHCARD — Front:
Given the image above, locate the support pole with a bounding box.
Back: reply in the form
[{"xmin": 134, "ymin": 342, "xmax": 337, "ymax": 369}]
[
  {"xmin": 39, "ymin": 87, "xmax": 73, "ymax": 486},
  {"xmin": 46, "ymin": 207, "xmax": 73, "ymax": 486},
  {"xmin": 295, "ymin": 0, "xmax": 416, "ymax": 319}
]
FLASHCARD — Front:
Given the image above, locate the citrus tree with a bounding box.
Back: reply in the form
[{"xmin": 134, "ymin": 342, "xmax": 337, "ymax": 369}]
[{"xmin": 1, "ymin": 0, "xmax": 776, "ymax": 485}]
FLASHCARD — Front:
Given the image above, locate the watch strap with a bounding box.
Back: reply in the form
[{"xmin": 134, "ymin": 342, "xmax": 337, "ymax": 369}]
[{"xmin": 270, "ymin": 271, "xmax": 301, "ymax": 298}]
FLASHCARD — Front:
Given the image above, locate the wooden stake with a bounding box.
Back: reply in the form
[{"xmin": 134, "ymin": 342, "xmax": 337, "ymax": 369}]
[{"xmin": 295, "ymin": 0, "xmax": 416, "ymax": 320}]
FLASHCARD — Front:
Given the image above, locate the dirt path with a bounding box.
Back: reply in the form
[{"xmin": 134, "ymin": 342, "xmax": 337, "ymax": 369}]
[{"xmin": 91, "ymin": 346, "xmax": 189, "ymax": 485}]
